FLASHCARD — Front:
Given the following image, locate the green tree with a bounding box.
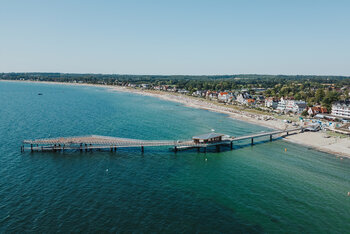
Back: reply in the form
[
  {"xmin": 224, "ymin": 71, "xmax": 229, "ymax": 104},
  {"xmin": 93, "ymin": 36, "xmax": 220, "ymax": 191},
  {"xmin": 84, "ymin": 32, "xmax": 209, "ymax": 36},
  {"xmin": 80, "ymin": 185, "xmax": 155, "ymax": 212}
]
[
  {"xmin": 321, "ymin": 91, "xmax": 339, "ymax": 111},
  {"xmin": 315, "ymin": 89, "xmax": 325, "ymax": 104}
]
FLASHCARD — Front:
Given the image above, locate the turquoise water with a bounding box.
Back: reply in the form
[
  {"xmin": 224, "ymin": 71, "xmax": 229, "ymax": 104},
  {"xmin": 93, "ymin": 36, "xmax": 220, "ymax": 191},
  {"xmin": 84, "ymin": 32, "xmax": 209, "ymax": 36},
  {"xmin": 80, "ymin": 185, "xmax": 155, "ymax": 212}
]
[{"xmin": 0, "ymin": 81, "xmax": 349, "ymax": 233}]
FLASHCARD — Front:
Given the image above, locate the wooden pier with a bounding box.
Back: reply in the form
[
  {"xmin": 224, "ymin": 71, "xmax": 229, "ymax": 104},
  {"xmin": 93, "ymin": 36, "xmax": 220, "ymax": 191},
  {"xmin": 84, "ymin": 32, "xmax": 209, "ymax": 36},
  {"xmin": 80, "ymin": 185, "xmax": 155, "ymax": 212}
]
[{"xmin": 21, "ymin": 128, "xmax": 303, "ymax": 153}]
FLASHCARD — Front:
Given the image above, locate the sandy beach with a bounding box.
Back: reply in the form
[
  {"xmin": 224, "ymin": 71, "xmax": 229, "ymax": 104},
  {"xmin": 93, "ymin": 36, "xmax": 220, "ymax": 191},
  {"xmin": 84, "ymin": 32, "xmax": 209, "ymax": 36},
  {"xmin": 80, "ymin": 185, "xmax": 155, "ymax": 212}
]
[{"xmin": 2, "ymin": 79, "xmax": 350, "ymax": 158}]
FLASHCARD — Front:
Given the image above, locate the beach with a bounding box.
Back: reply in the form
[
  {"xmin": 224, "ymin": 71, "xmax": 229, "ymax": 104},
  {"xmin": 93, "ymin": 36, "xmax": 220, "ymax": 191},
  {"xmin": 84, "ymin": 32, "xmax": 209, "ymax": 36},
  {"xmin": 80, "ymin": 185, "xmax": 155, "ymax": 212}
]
[{"xmin": 2, "ymin": 79, "xmax": 350, "ymax": 158}]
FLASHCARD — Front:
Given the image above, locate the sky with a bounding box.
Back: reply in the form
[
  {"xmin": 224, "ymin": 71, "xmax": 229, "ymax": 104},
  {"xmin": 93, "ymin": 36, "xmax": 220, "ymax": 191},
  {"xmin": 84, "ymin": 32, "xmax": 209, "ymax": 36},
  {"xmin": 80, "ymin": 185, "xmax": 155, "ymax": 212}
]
[{"xmin": 0, "ymin": 0, "xmax": 349, "ymax": 76}]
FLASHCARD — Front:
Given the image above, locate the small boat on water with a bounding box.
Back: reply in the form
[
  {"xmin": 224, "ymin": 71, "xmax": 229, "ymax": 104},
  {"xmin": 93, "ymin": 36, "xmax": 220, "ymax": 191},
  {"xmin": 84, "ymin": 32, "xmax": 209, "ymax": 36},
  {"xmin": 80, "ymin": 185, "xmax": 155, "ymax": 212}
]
[{"xmin": 38, "ymin": 93, "xmax": 43, "ymax": 95}]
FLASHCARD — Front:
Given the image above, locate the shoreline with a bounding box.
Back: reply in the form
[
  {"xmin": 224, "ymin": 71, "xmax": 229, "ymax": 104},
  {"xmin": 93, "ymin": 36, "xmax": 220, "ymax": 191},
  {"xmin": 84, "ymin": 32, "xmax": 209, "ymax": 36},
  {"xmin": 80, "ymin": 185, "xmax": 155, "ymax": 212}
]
[{"xmin": 2, "ymin": 79, "xmax": 349, "ymax": 158}]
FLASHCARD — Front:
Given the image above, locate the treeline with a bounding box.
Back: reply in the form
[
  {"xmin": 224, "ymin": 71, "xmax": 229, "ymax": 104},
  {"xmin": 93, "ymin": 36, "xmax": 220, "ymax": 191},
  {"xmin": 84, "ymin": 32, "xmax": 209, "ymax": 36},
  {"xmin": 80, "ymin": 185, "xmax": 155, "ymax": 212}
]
[
  {"xmin": 2, "ymin": 72, "xmax": 349, "ymax": 110},
  {"xmin": 1, "ymin": 72, "xmax": 350, "ymax": 90}
]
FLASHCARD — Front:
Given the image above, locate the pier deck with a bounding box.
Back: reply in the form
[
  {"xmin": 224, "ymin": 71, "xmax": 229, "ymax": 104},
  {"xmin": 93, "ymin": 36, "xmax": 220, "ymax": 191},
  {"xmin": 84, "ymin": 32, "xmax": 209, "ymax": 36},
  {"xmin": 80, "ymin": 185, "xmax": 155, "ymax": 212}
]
[{"xmin": 21, "ymin": 128, "xmax": 302, "ymax": 153}]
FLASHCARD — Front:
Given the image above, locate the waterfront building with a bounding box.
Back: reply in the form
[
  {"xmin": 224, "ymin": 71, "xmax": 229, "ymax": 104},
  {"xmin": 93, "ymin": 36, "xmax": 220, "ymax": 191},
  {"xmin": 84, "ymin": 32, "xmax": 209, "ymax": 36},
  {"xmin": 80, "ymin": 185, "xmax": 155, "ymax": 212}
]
[
  {"xmin": 218, "ymin": 92, "xmax": 234, "ymax": 103},
  {"xmin": 253, "ymin": 95, "xmax": 265, "ymax": 105},
  {"xmin": 265, "ymin": 97, "xmax": 279, "ymax": 108},
  {"xmin": 206, "ymin": 91, "xmax": 218, "ymax": 100},
  {"xmin": 277, "ymin": 97, "xmax": 307, "ymax": 113},
  {"xmin": 286, "ymin": 100, "xmax": 307, "ymax": 113},
  {"xmin": 307, "ymin": 106, "xmax": 328, "ymax": 116},
  {"xmin": 237, "ymin": 93, "xmax": 253, "ymax": 105},
  {"xmin": 192, "ymin": 133, "xmax": 225, "ymax": 144},
  {"xmin": 331, "ymin": 101, "xmax": 350, "ymax": 118},
  {"xmin": 178, "ymin": 89, "xmax": 189, "ymax": 94},
  {"xmin": 141, "ymin": 84, "xmax": 150, "ymax": 89},
  {"xmin": 192, "ymin": 90, "xmax": 206, "ymax": 97}
]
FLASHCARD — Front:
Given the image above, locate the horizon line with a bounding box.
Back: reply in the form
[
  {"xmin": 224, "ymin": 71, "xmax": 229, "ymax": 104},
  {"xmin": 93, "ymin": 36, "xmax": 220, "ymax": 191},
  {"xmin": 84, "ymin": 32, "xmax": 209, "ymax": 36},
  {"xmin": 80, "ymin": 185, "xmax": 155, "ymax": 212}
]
[{"xmin": 1, "ymin": 71, "xmax": 350, "ymax": 78}]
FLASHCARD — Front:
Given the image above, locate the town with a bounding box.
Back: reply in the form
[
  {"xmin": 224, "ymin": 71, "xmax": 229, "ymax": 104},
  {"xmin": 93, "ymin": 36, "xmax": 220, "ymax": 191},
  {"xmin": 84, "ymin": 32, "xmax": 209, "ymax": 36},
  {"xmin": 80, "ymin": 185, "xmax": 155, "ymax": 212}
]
[
  {"xmin": 2, "ymin": 72, "xmax": 350, "ymax": 136},
  {"xmin": 121, "ymin": 82, "xmax": 350, "ymax": 136}
]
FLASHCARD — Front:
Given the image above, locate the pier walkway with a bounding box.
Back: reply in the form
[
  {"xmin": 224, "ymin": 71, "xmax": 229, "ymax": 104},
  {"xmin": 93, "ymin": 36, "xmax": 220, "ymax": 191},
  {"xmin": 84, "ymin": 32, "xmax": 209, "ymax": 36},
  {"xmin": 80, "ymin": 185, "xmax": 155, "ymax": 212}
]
[{"xmin": 21, "ymin": 128, "xmax": 303, "ymax": 153}]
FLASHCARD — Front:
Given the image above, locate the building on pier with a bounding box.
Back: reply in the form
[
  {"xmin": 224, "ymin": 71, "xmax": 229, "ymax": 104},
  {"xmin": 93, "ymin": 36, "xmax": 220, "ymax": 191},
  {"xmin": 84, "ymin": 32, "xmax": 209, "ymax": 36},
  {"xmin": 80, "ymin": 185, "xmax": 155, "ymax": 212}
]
[{"xmin": 192, "ymin": 133, "xmax": 225, "ymax": 144}]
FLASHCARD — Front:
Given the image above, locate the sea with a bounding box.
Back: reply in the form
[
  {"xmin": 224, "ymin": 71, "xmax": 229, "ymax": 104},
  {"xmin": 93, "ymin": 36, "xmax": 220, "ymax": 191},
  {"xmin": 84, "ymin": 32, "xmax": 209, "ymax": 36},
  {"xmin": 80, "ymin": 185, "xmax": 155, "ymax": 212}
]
[{"xmin": 0, "ymin": 81, "xmax": 349, "ymax": 233}]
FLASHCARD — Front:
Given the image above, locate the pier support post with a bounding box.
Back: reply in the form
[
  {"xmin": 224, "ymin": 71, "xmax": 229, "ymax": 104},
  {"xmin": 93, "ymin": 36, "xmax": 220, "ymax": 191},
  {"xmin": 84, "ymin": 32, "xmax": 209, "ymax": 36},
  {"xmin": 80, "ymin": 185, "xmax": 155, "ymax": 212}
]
[
  {"xmin": 270, "ymin": 134, "xmax": 272, "ymax": 141},
  {"xmin": 141, "ymin": 146, "xmax": 144, "ymax": 153},
  {"xmin": 30, "ymin": 144, "xmax": 33, "ymax": 152},
  {"xmin": 174, "ymin": 146, "xmax": 177, "ymax": 153},
  {"xmin": 286, "ymin": 131, "xmax": 289, "ymax": 136},
  {"xmin": 251, "ymin": 138, "xmax": 254, "ymax": 146},
  {"xmin": 216, "ymin": 145, "xmax": 220, "ymax": 152},
  {"xmin": 197, "ymin": 147, "xmax": 200, "ymax": 153},
  {"xmin": 230, "ymin": 142, "xmax": 233, "ymax": 150},
  {"xmin": 204, "ymin": 147, "xmax": 207, "ymax": 153}
]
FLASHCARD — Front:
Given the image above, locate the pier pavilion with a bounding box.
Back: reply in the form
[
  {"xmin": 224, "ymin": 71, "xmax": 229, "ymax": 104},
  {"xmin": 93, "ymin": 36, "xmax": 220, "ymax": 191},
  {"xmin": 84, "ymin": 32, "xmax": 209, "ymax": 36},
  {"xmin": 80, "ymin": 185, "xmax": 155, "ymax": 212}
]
[{"xmin": 192, "ymin": 133, "xmax": 225, "ymax": 144}]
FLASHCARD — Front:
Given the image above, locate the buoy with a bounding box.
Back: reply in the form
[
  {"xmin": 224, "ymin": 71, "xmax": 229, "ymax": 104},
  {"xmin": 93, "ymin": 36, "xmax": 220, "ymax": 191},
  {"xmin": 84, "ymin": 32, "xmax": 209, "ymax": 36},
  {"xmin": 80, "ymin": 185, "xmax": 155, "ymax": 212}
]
[
  {"xmin": 347, "ymin": 192, "xmax": 350, "ymax": 196},
  {"xmin": 106, "ymin": 169, "xmax": 109, "ymax": 172},
  {"xmin": 285, "ymin": 148, "xmax": 287, "ymax": 152},
  {"xmin": 205, "ymin": 158, "xmax": 207, "ymax": 161}
]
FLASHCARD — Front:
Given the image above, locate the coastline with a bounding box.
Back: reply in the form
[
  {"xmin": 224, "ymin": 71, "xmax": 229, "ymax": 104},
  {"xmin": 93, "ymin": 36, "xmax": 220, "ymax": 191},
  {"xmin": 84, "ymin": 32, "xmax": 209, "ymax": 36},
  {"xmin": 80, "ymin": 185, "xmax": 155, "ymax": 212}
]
[{"xmin": 2, "ymin": 79, "xmax": 349, "ymax": 158}]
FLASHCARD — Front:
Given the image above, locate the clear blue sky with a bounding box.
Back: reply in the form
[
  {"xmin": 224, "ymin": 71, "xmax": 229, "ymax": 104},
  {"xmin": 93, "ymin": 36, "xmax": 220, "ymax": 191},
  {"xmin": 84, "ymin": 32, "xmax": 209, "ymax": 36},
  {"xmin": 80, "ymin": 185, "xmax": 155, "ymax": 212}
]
[{"xmin": 1, "ymin": 0, "xmax": 349, "ymax": 75}]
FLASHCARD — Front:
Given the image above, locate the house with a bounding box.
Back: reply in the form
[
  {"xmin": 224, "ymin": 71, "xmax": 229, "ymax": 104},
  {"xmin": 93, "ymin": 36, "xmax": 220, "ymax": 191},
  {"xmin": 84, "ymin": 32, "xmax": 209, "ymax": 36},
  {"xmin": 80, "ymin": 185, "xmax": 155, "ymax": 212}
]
[
  {"xmin": 286, "ymin": 100, "xmax": 307, "ymax": 113},
  {"xmin": 128, "ymin": 83, "xmax": 136, "ymax": 88},
  {"xmin": 167, "ymin": 86, "xmax": 177, "ymax": 92},
  {"xmin": 192, "ymin": 90, "xmax": 206, "ymax": 97},
  {"xmin": 192, "ymin": 133, "xmax": 225, "ymax": 144},
  {"xmin": 236, "ymin": 93, "xmax": 253, "ymax": 105},
  {"xmin": 246, "ymin": 99, "xmax": 256, "ymax": 105},
  {"xmin": 141, "ymin": 84, "xmax": 150, "ymax": 89},
  {"xmin": 332, "ymin": 101, "xmax": 350, "ymax": 119},
  {"xmin": 218, "ymin": 92, "xmax": 233, "ymax": 103},
  {"xmin": 253, "ymin": 95, "xmax": 265, "ymax": 104},
  {"xmin": 206, "ymin": 91, "xmax": 218, "ymax": 100},
  {"xmin": 307, "ymin": 106, "xmax": 328, "ymax": 116},
  {"xmin": 265, "ymin": 97, "xmax": 279, "ymax": 109},
  {"xmin": 178, "ymin": 89, "xmax": 189, "ymax": 94}
]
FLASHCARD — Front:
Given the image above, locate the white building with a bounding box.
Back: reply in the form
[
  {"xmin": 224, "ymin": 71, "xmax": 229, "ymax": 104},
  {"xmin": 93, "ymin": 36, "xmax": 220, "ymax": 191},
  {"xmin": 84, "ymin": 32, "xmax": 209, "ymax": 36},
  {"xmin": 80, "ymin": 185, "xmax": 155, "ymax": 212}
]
[
  {"xmin": 206, "ymin": 91, "xmax": 218, "ymax": 100},
  {"xmin": 141, "ymin": 84, "xmax": 150, "ymax": 89},
  {"xmin": 192, "ymin": 90, "xmax": 206, "ymax": 97},
  {"xmin": 277, "ymin": 98, "xmax": 307, "ymax": 113},
  {"xmin": 276, "ymin": 97, "xmax": 288, "ymax": 111},
  {"xmin": 218, "ymin": 92, "xmax": 233, "ymax": 103},
  {"xmin": 178, "ymin": 89, "xmax": 189, "ymax": 94},
  {"xmin": 236, "ymin": 93, "xmax": 253, "ymax": 105},
  {"xmin": 332, "ymin": 101, "xmax": 350, "ymax": 118}
]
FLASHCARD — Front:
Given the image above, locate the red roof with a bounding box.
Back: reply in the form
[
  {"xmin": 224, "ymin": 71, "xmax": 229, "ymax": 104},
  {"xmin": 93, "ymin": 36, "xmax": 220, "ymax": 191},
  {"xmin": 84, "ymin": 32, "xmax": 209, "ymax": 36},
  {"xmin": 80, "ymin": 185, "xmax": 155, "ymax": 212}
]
[{"xmin": 308, "ymin": 106, "xmax": 328, "ymax": 114}]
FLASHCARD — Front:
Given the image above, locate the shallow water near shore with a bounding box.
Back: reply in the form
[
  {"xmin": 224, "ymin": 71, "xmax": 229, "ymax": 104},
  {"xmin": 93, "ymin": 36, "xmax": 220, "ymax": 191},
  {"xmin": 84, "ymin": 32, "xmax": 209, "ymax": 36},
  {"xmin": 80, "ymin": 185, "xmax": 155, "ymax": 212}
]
[{"xmin": 0, "ymin": 81, "xmax": 349, "ymax": 233}]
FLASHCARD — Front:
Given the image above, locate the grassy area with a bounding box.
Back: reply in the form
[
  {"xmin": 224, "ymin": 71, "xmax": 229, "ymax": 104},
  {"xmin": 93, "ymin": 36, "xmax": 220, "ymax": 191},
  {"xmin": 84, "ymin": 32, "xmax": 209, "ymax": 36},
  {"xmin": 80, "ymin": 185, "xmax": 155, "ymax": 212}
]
[{"xmin": 326, "ymin": 131, "xmax": 349, "ymax": 139}]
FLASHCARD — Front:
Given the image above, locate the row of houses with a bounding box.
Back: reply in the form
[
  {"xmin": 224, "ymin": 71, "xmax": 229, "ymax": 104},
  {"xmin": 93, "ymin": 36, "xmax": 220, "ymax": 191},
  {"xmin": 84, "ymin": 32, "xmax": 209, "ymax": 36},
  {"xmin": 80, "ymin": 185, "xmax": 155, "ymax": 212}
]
[
  {"xmin": 132, "ymin": 83, "xmax": 350, "ymax": 119},
  {"xmin": 265, "ymin": 97, "xmax": 350, "ymax": 119}
]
